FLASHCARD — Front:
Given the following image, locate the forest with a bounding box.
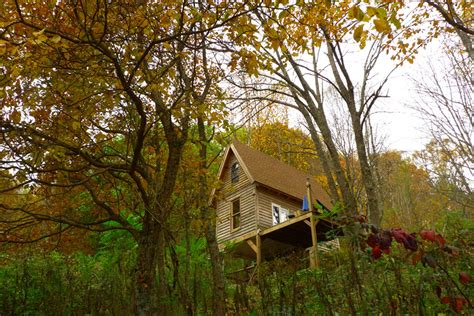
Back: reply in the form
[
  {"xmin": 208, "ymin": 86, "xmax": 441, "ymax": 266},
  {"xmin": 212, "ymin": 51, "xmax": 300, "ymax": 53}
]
[{"xmin": 0, "ymin": 0, "xmax": 472, "ymax": 315}]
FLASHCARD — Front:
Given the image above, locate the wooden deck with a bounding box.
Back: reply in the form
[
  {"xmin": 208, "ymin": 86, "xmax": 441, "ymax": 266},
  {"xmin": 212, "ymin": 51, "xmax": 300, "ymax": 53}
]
[{"xmin": 219, "ymin": 212, "xmax": 341, "ymax": 261}]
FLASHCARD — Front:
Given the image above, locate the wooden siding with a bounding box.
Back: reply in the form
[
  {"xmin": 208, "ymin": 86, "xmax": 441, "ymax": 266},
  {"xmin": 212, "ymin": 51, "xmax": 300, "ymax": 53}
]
[
  {"xmin": 220, "ymin": 154, "xmax": 250, "ymax": 195},
  {"xmin": 216, "ymin": 152, "xmax": 256, "ymax": 243},
  {"xmin": 256, "ymin": 186, "xmax": 301, "ymax": 229},
  {"xmin": 216, "ymin": 184, "xmax": 256, "ymax": 243}
]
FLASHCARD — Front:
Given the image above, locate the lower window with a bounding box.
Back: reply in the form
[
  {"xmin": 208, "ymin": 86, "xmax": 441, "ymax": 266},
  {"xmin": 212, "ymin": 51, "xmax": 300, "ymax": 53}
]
[
  {"xmin": 231, "ymin": 199, "xmax": 241, "ymax": 230},
  {"xmin": 272, "ymin": 203, "xmax": 288, "ymax": 225}
]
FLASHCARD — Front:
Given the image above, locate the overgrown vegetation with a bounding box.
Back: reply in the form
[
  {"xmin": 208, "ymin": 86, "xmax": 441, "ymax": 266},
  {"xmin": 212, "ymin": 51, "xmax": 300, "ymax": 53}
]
[{"xmin": 1, "ymin": 211, "xmax": 471, "ymax": 315}]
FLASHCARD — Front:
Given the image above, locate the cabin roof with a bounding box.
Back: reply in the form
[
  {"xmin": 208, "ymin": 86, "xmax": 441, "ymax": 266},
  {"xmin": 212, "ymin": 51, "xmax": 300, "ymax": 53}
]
[{"xmin": 213, "ymin": 139, "xmax": 333, "ymax": 209}]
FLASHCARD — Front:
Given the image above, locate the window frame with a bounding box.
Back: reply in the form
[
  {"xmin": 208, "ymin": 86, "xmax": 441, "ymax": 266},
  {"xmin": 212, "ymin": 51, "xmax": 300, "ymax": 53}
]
[
  {"xmin": 231, "ymin": 198, "xmax": 241, "ymax": 231},
  {"xmin": 272, "ymin": 203, "xmax": 288, "ymax": 225}
]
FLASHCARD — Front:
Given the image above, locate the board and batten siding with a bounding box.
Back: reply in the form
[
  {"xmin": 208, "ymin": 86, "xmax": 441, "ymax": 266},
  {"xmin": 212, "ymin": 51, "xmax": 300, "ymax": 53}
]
[
  {"xmin": 256, "ymin": 186, "xmax": 301, "ymax": 229},
  {"xmin": 216, "ymin": 153, "xmax": 256, "ymax": 243}
]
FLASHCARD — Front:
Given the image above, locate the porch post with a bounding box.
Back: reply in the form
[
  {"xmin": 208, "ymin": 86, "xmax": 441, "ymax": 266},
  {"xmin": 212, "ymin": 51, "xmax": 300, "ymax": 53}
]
[
  {"xmin": 307, "ymin": 178, "xmax": 319, "ymax": 268},
  {"xmin": 256, "ymin": 230, "xmax": 262, "ymax": 266}
]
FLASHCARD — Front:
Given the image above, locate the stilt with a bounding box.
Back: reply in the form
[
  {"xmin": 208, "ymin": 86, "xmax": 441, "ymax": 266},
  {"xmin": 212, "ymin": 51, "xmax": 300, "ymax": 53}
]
[
  {"xmin": 256, "ymin": 232, "xmax": 262, "ymax": 266},
  {"xmin": 307, "ymin": 178, "xmax": 319, "ymax": 268}
]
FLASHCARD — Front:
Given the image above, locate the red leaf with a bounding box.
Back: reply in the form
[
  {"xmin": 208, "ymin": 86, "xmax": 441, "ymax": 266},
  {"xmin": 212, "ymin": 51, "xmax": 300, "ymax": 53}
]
[
  {"xmin": 367, "ymin": 234, "xmax": 379, "ymax": 248},
  {"xmin": 420, "ymin": 229, "xmax": 446, "ymax": 246},
  {"xmin": 379, "ymin": 230, "xmax": 393, "ymax": 250},
  {"xmin": 435, "ymin": 234, "xmax": 446, "ymax": 246},
  {"xmin": 391, "ymin": 228, "xmax": 417, "ymax": 251},
  {"xmin": 453, "ymin": 297, "xmax": 467, "ymax": 313},
  {"xmin": 459, "ymin": 272, "xmax": 471, "ymax": 285},
  {"xmin": 440, "ymin": 296, "xmax": 450, "ymax": 304},
  {"xmin": 412, "ymin": 251, "xmax": 423, "ymax": 265},
  {"xmin": 442, "ymin": 296, "xmax": 468, "ymax": 312},
  {"xmin": 371, "ymin": 246, "xmax": 382, "ymax": 259},
  {"xmin": 420, "ymin": 229, "xmax": 436, "ymax": 241}
]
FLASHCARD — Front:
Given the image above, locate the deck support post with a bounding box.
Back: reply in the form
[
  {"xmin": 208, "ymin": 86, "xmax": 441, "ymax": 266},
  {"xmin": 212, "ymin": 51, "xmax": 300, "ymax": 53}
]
[
  {"xmin": 256, "ymin": 231, "xmax": 262, "ymax": 266},
  {"xmin": 307, "ymin": 179, "xmax": 319, "ymax": 268}
]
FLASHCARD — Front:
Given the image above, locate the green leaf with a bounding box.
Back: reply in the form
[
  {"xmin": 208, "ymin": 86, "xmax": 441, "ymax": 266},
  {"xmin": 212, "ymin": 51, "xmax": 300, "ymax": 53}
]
[
  {"xmin": 390, "ymin": 15, "xmax": 401, "ymax": 29},
  {"xmin": 279, "ymin": 9, "xmax": 289, "ymax": 19},
  {"xmin": 376, "ymin": 8, "xmax": 387, "ymax": 18}
]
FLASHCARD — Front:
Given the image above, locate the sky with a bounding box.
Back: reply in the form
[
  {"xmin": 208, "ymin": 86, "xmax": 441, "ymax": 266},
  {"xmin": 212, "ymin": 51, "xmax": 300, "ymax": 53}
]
[
  {"xmin": 373, "ymin": 39, "xmax": 445, "ymax": 154},
  {"xmin": 287, "ymin": 37, "xmax": 447, "ymax": 155}
]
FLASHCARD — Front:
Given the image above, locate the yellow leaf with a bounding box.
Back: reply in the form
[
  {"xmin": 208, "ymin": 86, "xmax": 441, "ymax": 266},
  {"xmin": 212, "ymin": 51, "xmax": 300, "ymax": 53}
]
[
  {"xmin": 50, "ymin": 35, "xmax": 61, "ymax": 44},
  {"xmin": 229, "ymin": 56, "xmax": 238, "ymax": 71},
  {"xmin": 376, "ymin": 8, "xmax": 387, "ymax": 18},
  {"xmin": 353, "ymin": 24, "xmax": 364, "ymax": 42},
  {"xmin": 72, "ymin": 121, "xmax": 81, "ymax": 130},
  {"xmin": 32, "ymin": 29, "xmax": 45, "ymax": 37},
  {"xmin": 11, "ymin": 110, "xmax": 21, "ymax": 124},
  {"xmin": 349, "ymin": 6, "xmax": 365, "ymax": 21},
  {"xmin": 366, "ymin": 7, "xmax": 376, "ymax": 18},
  {"xmin": 374, "ymin": 19, "xmax": 390, "ymax": 33}
]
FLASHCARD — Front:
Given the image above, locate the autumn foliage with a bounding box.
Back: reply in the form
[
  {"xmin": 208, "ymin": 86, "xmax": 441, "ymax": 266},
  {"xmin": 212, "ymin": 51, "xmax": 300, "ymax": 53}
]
[
  {"xmin": 0, "ymin": 0, "xmax": 472, "ymax": 314},
  {"xmin": 359, "ymin": 217, "xmax": 472, "ymax": 313}
]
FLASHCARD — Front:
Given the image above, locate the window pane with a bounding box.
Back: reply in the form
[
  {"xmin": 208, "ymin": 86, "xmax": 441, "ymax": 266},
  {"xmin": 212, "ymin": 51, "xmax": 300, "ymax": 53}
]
[
  {"xmin": 232, "ymin": 200, "xmax": 240, "ymax": 215},
  {"xmin": 280, "ymin": 208, "xmax": 288, "ymax": 222},
  {"xmin": 231, "ymin": 162, "xmax": 239, "ymax": 183},
  {"xmin": 273, "ymin": 205, "xmax": 280, "ymax": 225},
  {"xmin": 232, "ymin": 199, "xmax": 240, "ymax": 229},
  {"xmin": 233, "ymin": 214, "xmax": 240, "ymax": 229}
]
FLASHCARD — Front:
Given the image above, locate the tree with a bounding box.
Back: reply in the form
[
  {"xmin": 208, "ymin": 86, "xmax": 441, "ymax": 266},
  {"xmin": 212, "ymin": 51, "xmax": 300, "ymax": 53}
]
[
  {"xmin": 247, "ymin": 121, "xmax": 318, "ymax": 173},
  {"xmin": 0, "ymin": 1, "xmax": 252, "ymax": 314},
  {"xmin": 226, "ymin": 1, "xmax": 417, "ymax": 225},
  {"xmin": 423, "ymin": 0, "xmax": 473, "ymax": 59},
  {"xmin": 376, "ymin": 151, "xmax": 449, "ymax": 230},
  {"xmin": 413, "ymin": 40, "xmax": 473, "ymax": 211}
]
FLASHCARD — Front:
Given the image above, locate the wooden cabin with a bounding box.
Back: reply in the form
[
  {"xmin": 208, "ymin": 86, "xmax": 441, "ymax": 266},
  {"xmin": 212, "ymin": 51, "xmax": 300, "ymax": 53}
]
[{"xmin": 210, "ymin": 140, "xmax": 340, "ymax": 267}]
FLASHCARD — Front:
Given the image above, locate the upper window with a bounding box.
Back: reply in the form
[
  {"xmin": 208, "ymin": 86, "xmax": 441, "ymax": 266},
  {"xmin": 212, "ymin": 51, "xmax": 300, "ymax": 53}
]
[
  {"xmin": 231, "ymin": 162, "xmax": 240, "ymax": 183},
  {"xmin": 272, "ymin": 204, "xmax": 288, "ymax": 225},
  {"xmin": 231, "ymin": 199, "xmax": 241, "ymax": 230}
]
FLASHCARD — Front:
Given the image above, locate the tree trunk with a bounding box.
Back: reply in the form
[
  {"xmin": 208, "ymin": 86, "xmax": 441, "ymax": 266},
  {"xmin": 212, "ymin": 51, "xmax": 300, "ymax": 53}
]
[
  {"xmin": 311, "ymin": 106, "xmax": 359, "ymax": 214},
  {"xmin": 281, "ymin": 52, "xmax": 358, "ymax": 215},
  {"xmin": 135, "ymin": 217, "xmax": 159, "ymax": 316},
  {"xmin": 204, "ymin": 215, "xmax": 226, "ymax": 315},
  {"xmin": 349, "ymin": 105, "xmax": 382, "ymax": 226},
  {"xmin": 324, "ymin": 40, "xmax": 382, "ymax": 225},
  {"xmin": 197, "ymin": 117, "xmax": 226, "ymax": 316},
  {"xmin": 134, "ymin": 218, "xmax": 170, "ymax": 316}
]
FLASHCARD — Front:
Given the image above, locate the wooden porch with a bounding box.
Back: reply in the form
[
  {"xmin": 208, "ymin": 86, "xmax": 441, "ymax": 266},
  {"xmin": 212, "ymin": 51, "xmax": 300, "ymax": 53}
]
[{"xmin": 219, "ymin": 212, "xmax": 341, "ymax": 267}]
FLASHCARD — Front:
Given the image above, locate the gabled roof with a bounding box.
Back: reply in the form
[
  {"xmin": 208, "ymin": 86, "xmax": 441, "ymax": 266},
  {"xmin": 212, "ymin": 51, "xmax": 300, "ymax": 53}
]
[{"xmin": 213, "ymin": 139, "xmax": 333, "ymax": 209}]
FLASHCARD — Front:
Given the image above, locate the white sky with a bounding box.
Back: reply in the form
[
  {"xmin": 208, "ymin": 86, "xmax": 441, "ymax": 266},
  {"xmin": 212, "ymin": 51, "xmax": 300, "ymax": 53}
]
[
  {"xmin": 373, "ymin": 39, "xmax": 445, "ymax": 154},
  {"xmin": 287, "ymin": 37, "xmax": 446, "ymax": 155}
]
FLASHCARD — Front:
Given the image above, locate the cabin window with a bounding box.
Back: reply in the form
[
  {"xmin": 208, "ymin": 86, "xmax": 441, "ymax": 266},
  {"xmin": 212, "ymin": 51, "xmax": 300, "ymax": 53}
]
[
  {"xmin": 231, "ymin": 199, "xmax": 241, "ymax": 230},
  {"xmin": 231, "ymin": 162, "xmax": 240, "ymax": 183},
  {"xmin": 272, "ymin": 203, "xmax": 288, "ymax": 225}
]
